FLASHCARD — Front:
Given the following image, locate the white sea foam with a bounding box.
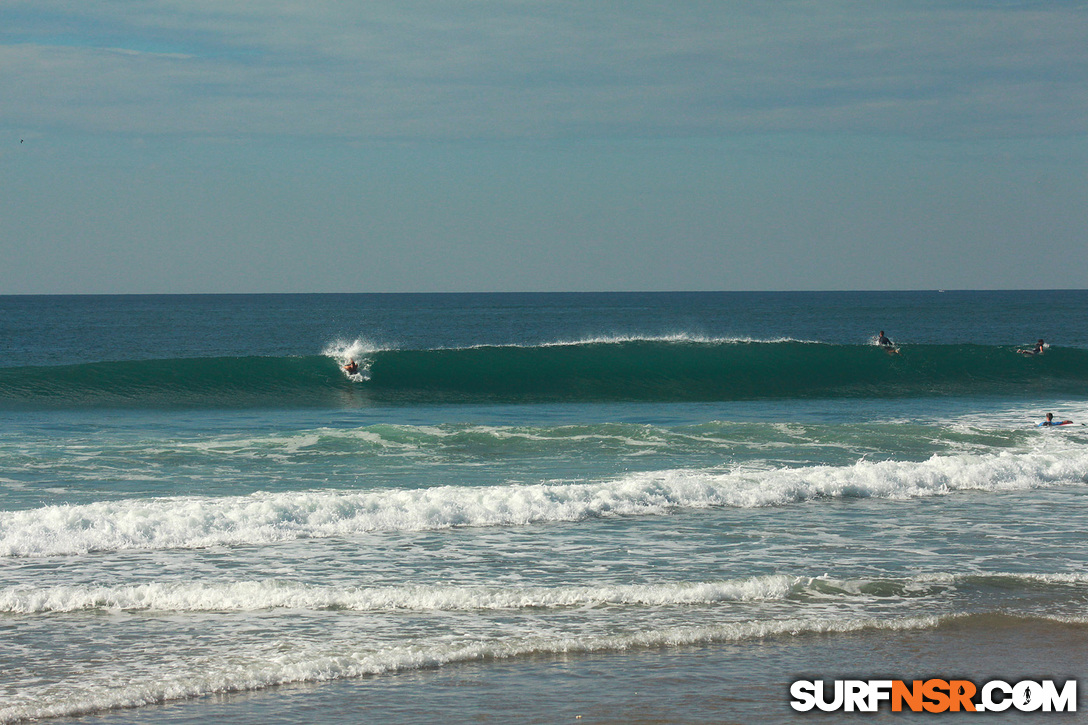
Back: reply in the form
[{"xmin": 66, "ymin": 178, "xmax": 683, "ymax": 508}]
[
  {"xmin": 3, "ymin": 449, "xmax": 1086, "ymax": 557},
  {"xmin": 181, "ymin": 427, "xmax": 422, "ymax": 457},
  {"xmin": 7, "ymin": 571, "xmax": 1085, "ymax": 615},
  {"xmin": 330, "ymin": 334, "xmax": 825, "ymax": 356},
  {"xmin": 0, "ymin": 614, "xmax": 940, "ymax": 724},
  {"xmin": 0, "ymin": 575, "xmax": 799, "ymax": 614},
  {"xmin": 457, "ymin": 334, "xmax": 822, "ymax": 349}
]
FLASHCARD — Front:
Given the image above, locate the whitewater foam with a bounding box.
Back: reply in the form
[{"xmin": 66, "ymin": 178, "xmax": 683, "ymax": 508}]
[
  {"xmin": 0, "ymin": 614, "xmax": 942, "ymax": 724},
  {"xmin": 0, "ymin": 575, "xmax": 799, "ymax": 614},
  {"xmin": 3, "ymin": 449, "xmax": 1086, "ymax": 557},
  {"xmin": 8, "ymin": 571, "xmax": 1086, "ymax": 615},
  {"xmin": 459, "ymin": 334, "xmax": 824, "ymax": 349}
]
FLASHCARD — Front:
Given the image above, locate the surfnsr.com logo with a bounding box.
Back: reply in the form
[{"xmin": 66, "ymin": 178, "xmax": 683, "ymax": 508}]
[{"xmin": 790, "ymin": 679, "xmax": 1077, "ymax": 713}]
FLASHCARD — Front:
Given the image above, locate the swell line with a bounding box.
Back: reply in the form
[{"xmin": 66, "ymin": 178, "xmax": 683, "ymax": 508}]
[{"xmin": 3, "ymin": 339, "xmax": 1088, "ymax": 409}]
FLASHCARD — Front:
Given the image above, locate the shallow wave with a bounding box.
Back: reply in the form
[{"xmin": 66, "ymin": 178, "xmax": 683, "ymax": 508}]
[
  {"xmin": 9, "ymin": 611, "xmax": 1084, "ymax": 723},
  {"xmin": 2, "ymin": 340, "xmax": 1088, "ymax": 408},
  {"xmin": 6, "ymin": 572, "xmax": 1087, "ymax": 614},
  {"xmin": 3, "ymin": 449, "xmax": 1086, "ymax": 557},
  {"xmin": 0, "ymin": 614, "xmax": 942, "ymax": 724},
  {"xmin": 0, "ymin": 575, "xmax": 799, "ymax": 614}
]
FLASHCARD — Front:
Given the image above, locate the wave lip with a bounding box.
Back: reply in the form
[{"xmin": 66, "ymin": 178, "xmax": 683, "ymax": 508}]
[
  {"xmin": 456, "ymin": 333, "xmax": 824, "ymax": 348},
  {"xmin": 3, "ymin": 449, "xmax": 1086, "ymax": 557}
]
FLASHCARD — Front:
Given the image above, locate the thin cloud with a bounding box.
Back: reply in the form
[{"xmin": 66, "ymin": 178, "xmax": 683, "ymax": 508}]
[{"xmin": 2, "ymin": 1, "xmax": 1087, "ymax": 139}]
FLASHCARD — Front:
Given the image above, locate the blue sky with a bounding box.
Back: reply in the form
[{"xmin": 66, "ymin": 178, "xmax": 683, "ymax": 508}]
[{"xmin": 1, "ymin": 1, "xmax": 1086, "ymax": 292}]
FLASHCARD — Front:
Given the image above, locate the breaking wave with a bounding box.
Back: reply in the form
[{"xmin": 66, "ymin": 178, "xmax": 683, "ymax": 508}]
[
  {"xmin": 2, "ymin": 338, "xmax": 1087, "ymax": 409},
  {"xmin": 4, "ymin": 448, "xmax": 1086, "ymax": 557}
]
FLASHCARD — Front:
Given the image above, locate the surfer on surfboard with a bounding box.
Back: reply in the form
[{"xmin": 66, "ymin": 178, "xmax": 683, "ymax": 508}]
[
  {"xmin": 878, "ymin": 331, "xmax": 899, "ymax": 354},
  {"xmin": 343, "ymin": 359, "xmax": 360, "ymax": 375},
  {"xmin": 1038, "ymin": 412, "xmax": 1073, "ymax": 427},
  {"xmin": 1017, "ymin": 339, "xmax": 1046, "ymax": 355}
]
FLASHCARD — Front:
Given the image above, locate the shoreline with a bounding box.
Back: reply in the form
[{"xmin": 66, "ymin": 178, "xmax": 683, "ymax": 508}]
[{"xmin": 42, "ymin": 615, "xmax": 1088, "ymax": 724}]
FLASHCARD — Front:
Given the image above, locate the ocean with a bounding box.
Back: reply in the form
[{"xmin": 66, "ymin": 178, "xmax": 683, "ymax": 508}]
[{"xmin": 1, "ymin": 291, "xmax": 1086, "ymax": 723}]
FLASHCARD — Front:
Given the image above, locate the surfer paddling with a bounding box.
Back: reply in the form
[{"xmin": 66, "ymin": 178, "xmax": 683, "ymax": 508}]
[
  {"xmin": 343, "ymin": 359, "xmax": 360, "ymax": 375},
  {"xmin": 1017, "ymin": 339, "xmax": 1046, "ymax": 355},
  {"xmin": 1038, "ymin": 412, "xmax": 1073, "ymax": 427}
]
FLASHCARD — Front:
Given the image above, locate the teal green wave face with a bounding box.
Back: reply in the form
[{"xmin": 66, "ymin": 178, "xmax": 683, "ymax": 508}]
[{"xmin": 2, "ymin": 341, "xmax": 1088, "ymax": 410}]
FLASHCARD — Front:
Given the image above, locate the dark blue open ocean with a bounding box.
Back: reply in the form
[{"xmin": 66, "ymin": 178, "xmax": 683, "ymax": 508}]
[{"xmin": 2, "ymin": 291, "xmax": 1087, "ymax": 723}]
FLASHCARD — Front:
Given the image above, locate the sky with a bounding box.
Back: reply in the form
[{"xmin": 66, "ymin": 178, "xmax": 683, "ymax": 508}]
[{"xmin": 1, "ymin": 1, "xmax": 1086, "ymax": 293}]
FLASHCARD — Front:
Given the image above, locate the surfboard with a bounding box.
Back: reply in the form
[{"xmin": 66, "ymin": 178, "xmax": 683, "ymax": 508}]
[{"xmin": 1037, "ymin": 421, "xmax": 1073, "ymax": 427}]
